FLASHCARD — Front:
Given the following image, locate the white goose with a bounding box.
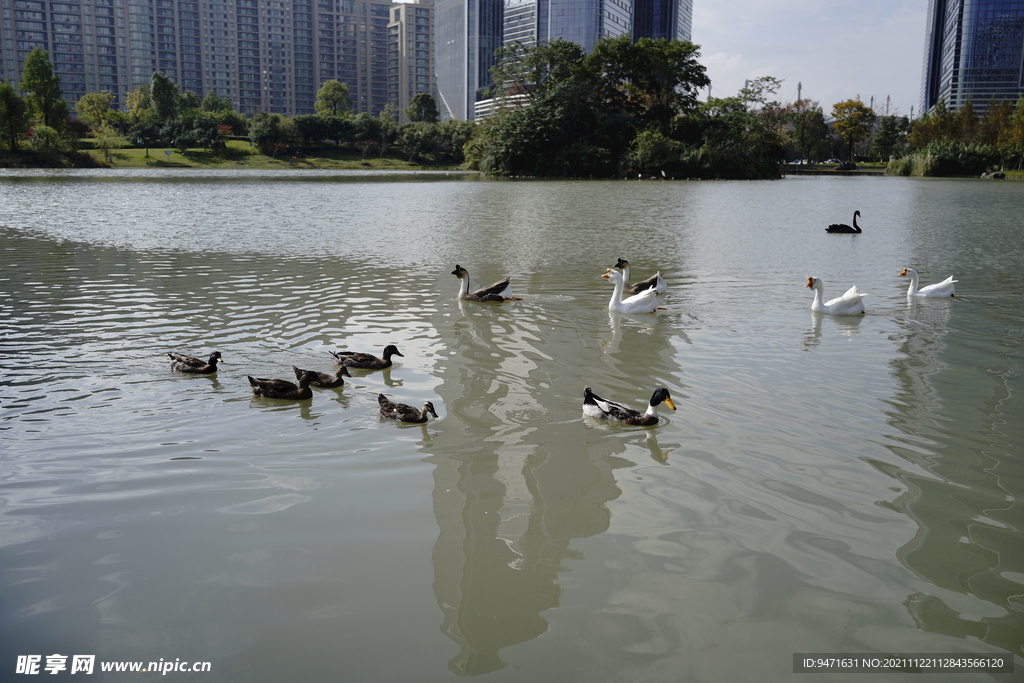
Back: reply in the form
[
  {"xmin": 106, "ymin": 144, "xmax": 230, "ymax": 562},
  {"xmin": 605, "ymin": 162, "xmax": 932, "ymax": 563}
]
[
  {"xmin": 898, "ymin": 268, "xmax": 956, "ymax": 297},
  {"xmin": 603, "ymin": 268, "xmax": 660, "ymax": 314},
  {"xmin": 805, "ymin": 276, "xmax": 867, "ymax": 315},
  {"xmin": 615, "ymin": 258, "xmax": 667, "ymax": 295}
]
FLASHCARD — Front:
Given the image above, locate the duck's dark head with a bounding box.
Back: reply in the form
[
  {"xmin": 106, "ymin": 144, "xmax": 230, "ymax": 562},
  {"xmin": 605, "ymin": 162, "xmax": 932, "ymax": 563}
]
[
  {"xmin": 650, "ymin": 387, "xmax": 676, "ymax": 410},
  {"xmin": 423, "ymin": 401, "xmax": 438, "ymax": 419},
  {"xmin": 339, "ymin": 365, "xmax": 352, "ymax": 377},
  {"xmin": 451, "ymin": 265, "xmax": 467, "ymax": 279},
  {"xmin": 615, "ymin": 258, "xmax": 629, "ymax": 270},
  {"xmin": 209, "ymin": 351, "xmax": 223, "ymax": 364},
  {"xmin": 382, "ymin": 344, "xmax": 403, "ymax": 358}
]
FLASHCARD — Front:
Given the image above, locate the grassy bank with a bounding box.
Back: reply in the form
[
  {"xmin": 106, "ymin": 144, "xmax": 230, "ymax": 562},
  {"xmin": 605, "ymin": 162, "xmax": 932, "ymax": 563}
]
[{"xmin": 4, "ymin": 139, "xmax": 462, "ymax": 171}]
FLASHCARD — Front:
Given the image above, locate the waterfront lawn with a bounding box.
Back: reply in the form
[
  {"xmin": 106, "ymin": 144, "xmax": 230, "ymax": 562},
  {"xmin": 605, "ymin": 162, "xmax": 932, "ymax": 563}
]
[{"xmin": 85, "ymin": 139, "xmax": 446, "ymax": 170}]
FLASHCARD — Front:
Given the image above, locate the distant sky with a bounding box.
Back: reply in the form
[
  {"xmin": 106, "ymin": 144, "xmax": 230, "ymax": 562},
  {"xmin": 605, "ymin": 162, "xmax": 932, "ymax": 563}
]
[{"xmin": 691, "ymin": 0, "xmax": 927, "ymax": 117}]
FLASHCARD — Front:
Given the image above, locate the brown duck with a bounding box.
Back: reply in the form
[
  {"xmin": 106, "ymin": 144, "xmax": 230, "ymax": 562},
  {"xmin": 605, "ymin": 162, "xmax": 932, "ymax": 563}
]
[
  {"xmin": 248, "ymin": 373, "xmax": 313, "ymax": 400},
  {"xmin": 378, "ymin": 393, "xmax": 438, "ymax": 423},
  {"xmin": 329, "ymin": 344, "xmax": 403, "ymax": 370},
  {"xmin": 168, "ymin": 351, "xmax": 222, "ymax": 374},
  {"xmin": 292, "ymin": 365, "xmax": 351, "ymax": 388}
]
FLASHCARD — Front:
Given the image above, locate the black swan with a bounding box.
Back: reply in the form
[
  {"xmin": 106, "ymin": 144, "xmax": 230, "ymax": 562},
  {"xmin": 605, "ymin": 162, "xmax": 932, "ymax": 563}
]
[{"xmin": 827, "ymin": 210, "xmax": 862, "ymax": 234}]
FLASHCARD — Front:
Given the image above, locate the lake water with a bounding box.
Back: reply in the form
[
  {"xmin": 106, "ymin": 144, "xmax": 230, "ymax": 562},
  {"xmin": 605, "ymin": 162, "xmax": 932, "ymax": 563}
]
[{"xmin": 1, "ymin": 170, "xmax": 1022, "ymax": 681}]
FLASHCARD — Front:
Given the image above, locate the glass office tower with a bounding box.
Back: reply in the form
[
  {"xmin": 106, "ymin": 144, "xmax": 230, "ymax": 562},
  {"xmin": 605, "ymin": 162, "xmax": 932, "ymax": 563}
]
[
  {"xmin": 921, "ymin": 0, "xmax": 1024, "ymax": 113},
  {"xmin": 633, "ymin": 0, "xmax": 691, "ymax": 43},
  {"xmin": 434, "ymin": 0, "xmax": 502, "ymax": 119}
]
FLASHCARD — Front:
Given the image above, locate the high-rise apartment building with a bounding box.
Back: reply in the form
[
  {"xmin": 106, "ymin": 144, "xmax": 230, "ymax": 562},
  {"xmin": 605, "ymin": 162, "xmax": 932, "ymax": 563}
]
[
  {"xmin": 921, "ymin": 0, "xmax": 1024, "ymax": 113},
  {"xmin": 0, "ymin": 0, "xmax": 434, "ymax": 117},
  {"xmin": 437, "ymin": 0, "xmax": 693, "ymax": 121},
  {"xmin": 388, "ymin": 0, "xmax": 437, "ymax": 121}
]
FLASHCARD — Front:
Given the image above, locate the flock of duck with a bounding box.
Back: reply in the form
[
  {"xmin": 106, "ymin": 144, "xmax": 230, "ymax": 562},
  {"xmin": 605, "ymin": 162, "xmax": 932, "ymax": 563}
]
[
  {"xmin": 168, "ymin": 343, "xmax": 439, "ymax": 423},
  {"xmin": 168, "ymin": 239, "xmax": 958, "ymax": 428}
]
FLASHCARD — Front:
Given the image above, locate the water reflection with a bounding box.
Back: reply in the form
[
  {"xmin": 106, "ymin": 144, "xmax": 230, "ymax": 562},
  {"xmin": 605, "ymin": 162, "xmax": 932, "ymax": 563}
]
[
  {"xmin": 427, "ymin": 287, "xmax": 683, "ymax": 673},
  {"xmin": 803, "ymin": 311, "xmax": 865, "ymax": 349},
  {"xmin": 881, "ymin": 299, "xmax": 1024, "ymax": 656}
]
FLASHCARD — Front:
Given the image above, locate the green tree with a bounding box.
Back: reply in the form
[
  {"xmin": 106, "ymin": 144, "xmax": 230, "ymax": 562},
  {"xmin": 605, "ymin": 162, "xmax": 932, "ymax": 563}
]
[
  {"xmin": 126, "ymin": 85, "xmax": 153, "ymax": 123},
  {"xmin": 178, "ymin": 90, "xmax": 201, "ymax": 112},
  {"xmin": 434, "ymin": 119, "xmax": 475, "ymax": 163},
  {"xmin": 832, "ymin": 98, "xmax": 876, "ymax": 160},
  {"xmin": 150, "ymin": 71, "xmax": 179, "ymax": 123},
  {"xmin": 29, "ymin": 124, "xmax": 68, "ymax": 159},
  {"xmin": 405, "ymin": 93, "xmax": 439, "ymax": 123},
  {"xmin": 1000, "ymin": 95, "xmax": 1024, "ymax": 170},
  {"xmin": 909, "ymin": 97, "xmax": 955, "ymax": 149},
  {"xmin": 491, "ymin": 39, "xmax": 587, "ymax": 100},
  {"xmin": 788, "ymin": 99, "xmax": 830, "ymax": 161},
  {"xmin": 870, "ymin": 115, "xmax": 910, "ymax": 159},
  {"xmin": 377, "ymin": 104, "xmax": 400, "ymax": 156},
  {"xmin": 248, "ymin": 112, "xmax": 290, "ymax": 156},
  {"xmin": 687, "ymin": 79, "xmax": 789, "ymax": 179},
  {"xmin": 397, "ymin": 122, "xmax": 438, "ymax": 160},
  {"xmin": 92, "ymin": 122, "xmax": 127, "ymax": 162},
  {"xmin": 0, "ymin": 81, "xmax": 30, "ymax": 151},
  {"xmin": 215, "ymin": 108, "xmax": 247, "ymax": 136},
  {"xmin": 587, "ymin": 36, "xmax": 709, "ymax": 130},
  {"xmin": 955, "ymin": 98, "xmax": 978, "ymax": 142},
  {"xmin": 188, "ymin": 113, "xmax": 223, "ymax": 150},
  {"xmin": 315, "ymin": 80, "xmax": 351, "ymax": 117},
  {"xmin": 351, "ymin": 112, "xmax": 382, "ymax": 159},
  {"xmin": 201, "ymin": 90, "xmax": 227, "ymax": 112},
  {"xmin": 128, "ymin": 120, "xmax": 161, "ymax": 157},
  {"xmin": 20, "ymin": 48, "xmax": 67, "ymax": 130},
  {"xmin": 978, "ymin": 98, "xmax": 1013, "ymax": 147},
  {"xmin": 76, "ymin": 91, "xmax": 116, "ymax": 130},
  {"xmin": 623, "ymin": 129, "xmax": 683, "ymax": 176}
]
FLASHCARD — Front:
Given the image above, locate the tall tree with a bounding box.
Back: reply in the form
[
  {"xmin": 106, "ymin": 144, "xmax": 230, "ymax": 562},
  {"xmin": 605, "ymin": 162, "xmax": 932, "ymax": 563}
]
[
  {"xmin": 955, "ymin": 98, "xmax": 978, "ymax": 141},
  {"xmin": 587, "ymin": 36, "xmax": 709, "ymax": 130},
  {"xmin": 76, "ymin": 91, "xmax": 116, "ymax": 130},
  {"xmin": 405, "ymin": 93, "xmax": 439, "ymax": 123},
  {"xmin": 870, "ymin": 115, "xmax": 910, "ymax": 159},
  {"xmin": 0, "ymin": 81, "xmax": 30, "ymax": 150},
  {"xmin": 92, "ymin": 122, "xmax": 128, "ymax": 162},
  {"xmin": 201, "ymin": 90, "xmax": 226, "ymax": 112},
  {"xmin": 248, "ymin": 112, "xmax": 287, "ymax": 155},
  {"xmin": 315, "ymin": 80, "xmax": 351, "ymax": 117},
  {"xmin": 832, "ymin": 98, "xmax": 876, "ymax": 160},
  {"xmin": 29, "ymin": 124, "xmax": 67, "ymax": 159},
  {"xmin": 20, "ymin": 48, "xmax": 67, "ymax": 130},
  {"xmin": 978, "ymin": 98, "xmax": 1013, "ymax": 147},
  {"xmin": 177, "ymin": 90, "xmax": 201, "ymax": 112},
  {"xmin": 376, "ymin": 104, "xmax": 400, "ymax": 156},
  {"xmin": 150, "ymin": 71, "xmax": 179, "ymax": 123},
  {"xmin": 1000, "ymin": 95, "xmax": 1024, "ymax": 170},
  {"xmin": 125, "ymin": 85, "xmax": 153, "ymax": 123},
  {"xmin": 128, "ymin": 120, "xmax": 161, "ymax": 157},
  {"xmin": 491, "ymin": 38, "xmax": 588, "ymax": 99},
  {"xmin": 788, "ymin": 98, "xmax": 829, "ymax": 161}
]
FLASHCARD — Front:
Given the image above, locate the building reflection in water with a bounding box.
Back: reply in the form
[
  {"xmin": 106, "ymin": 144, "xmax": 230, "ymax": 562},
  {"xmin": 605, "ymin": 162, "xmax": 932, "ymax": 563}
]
[
  {"xmin": 877, "ymin": 298, "xmax": 1023, "ymax": 656},
  {"xmin": 425, "ymin": 293, "xmax": 678, "ymax": 674}
]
